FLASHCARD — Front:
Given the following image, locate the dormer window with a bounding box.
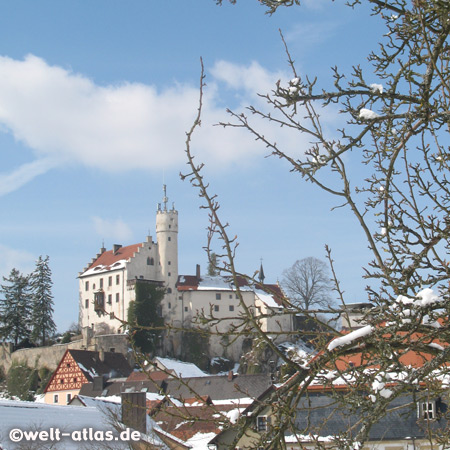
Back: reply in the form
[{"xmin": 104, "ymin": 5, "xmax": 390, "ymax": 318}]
[
  {"xmin": 256, "ymin": 415, "xmax": 270, "ymax": 432},
  {"xmin": 419, "ymin": 401, "xmax": 437, "ymax": 420}
]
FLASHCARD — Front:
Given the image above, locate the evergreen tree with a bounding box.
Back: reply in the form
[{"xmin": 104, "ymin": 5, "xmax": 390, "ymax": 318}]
[
  {"xmin": 207, "ymin": 252, "xmax": 219, "ymax": 276},
  {"xmin": 30, "ymin": 255, "xmax": 56, "ymax": 346},
  {"xmin": 0, "ymin": 268, "xmax": 32, "ymax": 347},
  {"xmin": 127, "ymin": 281, "xmax": 165, "ymax": 354}
]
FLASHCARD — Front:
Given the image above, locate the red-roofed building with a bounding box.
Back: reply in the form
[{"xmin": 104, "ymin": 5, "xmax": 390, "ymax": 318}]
[
  {"xmin": 177, "ymin": 272, "xmax": 293, "ymax": 360},
  {"xmin": 78, "ymin": 187, "xmax": 294, "ymax": 361},
  {"xmin": 78, "ymin": 186, "xmax": 179, "ymax": 343}
]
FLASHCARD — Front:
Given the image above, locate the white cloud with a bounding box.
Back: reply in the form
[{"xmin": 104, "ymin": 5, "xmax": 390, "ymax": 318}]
[
  {"xmin": 0, "ymin": 244, "xmax": 35, "ymax": 278},
  {"xmin": 209, "ymin": 60, "xmax": 285, "ymax": 97},
  {"xmin": 92, "ymin": 216, "xmax": 133, "ymax": 242},
  {"xmin": 284, "ymin": 21, "xmax": 339, "ymax": 49},
  {"xmin": 0, "ymin": 55, "xmax": 311, "ymax": 193},
  {"xmin": 0, "ymin": 157, "xmax": 58, "ymax": 196}
]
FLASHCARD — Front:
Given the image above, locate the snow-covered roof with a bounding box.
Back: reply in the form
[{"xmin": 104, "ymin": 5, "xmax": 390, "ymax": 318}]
[
  {"xmin": 80, "ymin": 243, "xmax": 143, "ymax": 277},
  {"xmin": 0, "ymin": 399, "xmax": 126, "ymax": 449},
  {"xmin": 177, "ymin": 274, "xmax": 285, "ymax": 308},
  {"xmin": 154, "ymin": 357, "xmax": 208, "ymax": 378},
  {"xmin": 255, "ymin": 289, "xmax": 280, "ymax": 309}
]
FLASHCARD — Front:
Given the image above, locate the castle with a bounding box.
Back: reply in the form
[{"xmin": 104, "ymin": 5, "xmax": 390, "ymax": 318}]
[{"xmin": 78, "ymin": 187, "xmax": 293, "ymax": 361}]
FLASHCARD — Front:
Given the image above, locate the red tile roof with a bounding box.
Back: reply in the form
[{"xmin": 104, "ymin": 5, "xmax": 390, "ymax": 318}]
[
  {"xmin": 86, "ymin": 243, "xmax": 143, "ymax": 272},
  {"xmin": 126, "ymin": 370, "xmax": 172, "ymax": 382}
]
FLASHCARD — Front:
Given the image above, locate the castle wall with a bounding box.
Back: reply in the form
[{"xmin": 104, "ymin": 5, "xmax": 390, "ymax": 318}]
[{"xmin": 0, "ymin": 333, "xmax": 129, "ymax": 374}]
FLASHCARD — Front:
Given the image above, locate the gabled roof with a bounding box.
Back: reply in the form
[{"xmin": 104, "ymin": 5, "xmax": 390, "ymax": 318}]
[
  {"xmin": 292, "ymin": 391, "xmax": 448, "ymax": 442},
  {"xmin": 164, "ymin": 373, "xmax": 273, "ymax": 401},
  {"xmin": 127, "ymin": 370, "xmax": 172, "ymax": 382},
  {"xmin": 78, "ymin": 373, "xmax": 273, "ymax": 402},
  {"xmin": 80, "ymin": 243, "xmax": 143, "ymax": 277},
  {"xmin": 154, "ymin": 400, "xmax": 250, "ymax": 442},
  {"xmin": 68, "ymin": 349, "xmax": 132, "ymax": 380},
  {"xmin": 45, "ymin": 349, "xmax": 132, "ymax": 393}
]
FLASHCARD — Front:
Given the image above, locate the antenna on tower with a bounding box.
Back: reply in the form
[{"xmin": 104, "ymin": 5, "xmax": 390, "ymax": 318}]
[{"xmin": 162, "ymin": 184, "xmax": 168, "ymax": 211}]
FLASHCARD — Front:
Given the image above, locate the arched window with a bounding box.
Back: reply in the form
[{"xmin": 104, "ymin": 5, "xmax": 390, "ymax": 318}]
[{"xmin": 147, "ymin": 257, "xmax": 154, "ymax": 265}]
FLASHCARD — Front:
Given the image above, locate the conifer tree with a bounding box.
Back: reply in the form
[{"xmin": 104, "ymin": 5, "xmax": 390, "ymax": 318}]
[
  {"xmin": 30, "ymin": 255, "xmax": 56, "ymax": 346},
  {"xmin": 0, "ymin": 268, "xmax": 32, "ymax": 348}
]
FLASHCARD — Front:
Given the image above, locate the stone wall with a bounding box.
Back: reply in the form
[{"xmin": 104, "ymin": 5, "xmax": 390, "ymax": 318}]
[{"xmin": 0, "ymin": 329, "xmax": 130, "ymax": 374}]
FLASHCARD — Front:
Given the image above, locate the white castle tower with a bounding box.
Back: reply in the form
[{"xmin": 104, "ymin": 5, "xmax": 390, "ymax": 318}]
[
  {"xmin": 78, "ymin": 185, "xmax": 181, "ymax": 335},
  {"xmin": 156, "ymin": 185, "xmax": 179, "ymax": 322}
]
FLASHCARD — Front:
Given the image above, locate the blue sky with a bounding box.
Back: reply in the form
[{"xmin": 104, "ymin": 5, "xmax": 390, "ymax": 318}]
[{"xmin": 0, "ymin": 0, "xmax": 383, "ymax": 331}]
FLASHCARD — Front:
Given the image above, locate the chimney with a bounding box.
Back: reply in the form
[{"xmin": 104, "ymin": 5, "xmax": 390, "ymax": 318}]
[
  {"xmin": 113, "ymin": 244, "xmax": 122, "ymax": 254},
  {"xmin": 196, "ymin": 264, "xmax": 201, "ymax": 279},
  {"xmin": 121, "ymin": 392, "xmax": 147, "ymax": 434},
  {"xmin": 93, "ymin": 376, "xmax": 105, "ymax": 392}
]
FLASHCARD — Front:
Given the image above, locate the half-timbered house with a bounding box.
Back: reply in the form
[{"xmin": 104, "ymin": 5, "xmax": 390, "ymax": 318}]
[{"xmin": 44, "ymin": 349, "xmax": 132, "ymax": 405}]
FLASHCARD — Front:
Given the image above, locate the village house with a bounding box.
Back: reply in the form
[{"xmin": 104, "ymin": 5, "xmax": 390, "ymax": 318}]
[{"xmin": 43, "ymin": 348, "xmax": 132, "ymax": 405}]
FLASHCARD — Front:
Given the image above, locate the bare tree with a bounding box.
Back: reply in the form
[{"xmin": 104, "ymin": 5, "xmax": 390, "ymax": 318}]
[
  {"xmin": 281, "ymin": 257, "xmax": 332, "ymax": 310},
  {"xmin": 180, "ymin": 0, "xmax": 450, "ymax": 448},
  {"xmin": 116, "ymin": 1, "xmax": 450, "ymax": 448}
]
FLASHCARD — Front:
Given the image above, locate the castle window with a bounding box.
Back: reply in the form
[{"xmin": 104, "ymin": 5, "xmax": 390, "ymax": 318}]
[
  {"xmin": 216, "ymin": 293, "xmax": 221, "ymax": 300},
  {"xmin": 54, "ymin": 394, "xmax": 59, "ymax": 403},
  {"xmin": 229, "ymin": 294, "xmax": 232, "ymax": 299},
  {"xmin": 100, "ymin": 278, "xmax": 103, "ymax": 289},
  {"xmin": 167, "ymin": 288, "xmax": 172, "ymax": 293},
  {"xmin": 214, "ymin": 305, "xmax": 219, "ymax": 312},
  {"xmin": 168, "ymin": 261, "xmax": 171, "ymax": 265},
  {"xmin": 85, "ymin": 281, "xmax": 89, "ymax": 291},
  {"xmin": 168, "ymin": 237, "xmax": 171, "ymax": 241},
  {"xmin": 147, "ymin": 257, "xmax": 154, "ymax": 265},
  {"xmin": 107, "ymin": 294, "xmax": 112, "ymax": 304},
  {"xmin": 94, "ymin": 291, "xmax": 105, "ymax": 313},
  {"xmin": 168, "ymin": 302, "xmax": 171, "ymax": 309},
  {"xmin": 85, "ymin": 299, "xmax": 89, "ymax": 308},
  {"xmin": 116, "ymin": 293, "xmax": 119, "ymax": 303},
  {"xmin": 168, "ymin": 272, "xmax": 171, "ymax": 277},
  {"xmin": 116, "ymin": 275, "xmax": 120, "ymax": 285},
  {"xmin": 184, "ymin": 306, "xmax": 188, "ymax": 312},
  {"xmin": 108, "ymin": 276, "xmax": 112, "ymax": 287}
]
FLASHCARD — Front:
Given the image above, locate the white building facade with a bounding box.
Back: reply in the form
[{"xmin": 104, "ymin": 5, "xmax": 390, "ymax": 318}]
[
  {"xmin": 78, "ymin": 187, "xmax": 181, "ymax": 335},
  {"xmin": 78, "ymin": 187, "xmax": 293, "ymax": 360}
]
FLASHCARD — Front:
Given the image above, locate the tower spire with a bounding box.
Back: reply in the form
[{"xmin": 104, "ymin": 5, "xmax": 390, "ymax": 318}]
[{"xmin": 259, "ymin": 258, "xmax": 265, "ymax": 284}]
